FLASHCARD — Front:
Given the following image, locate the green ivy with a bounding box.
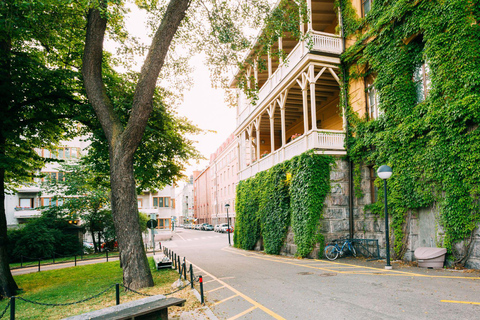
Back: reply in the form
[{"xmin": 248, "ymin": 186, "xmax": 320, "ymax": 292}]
[
  {"xmin": 340, "ymin": 0, "xmax": 480, "ymax": 265},
  {"xmin": 234, "ymin": 152, "xmax": 334, "ymax": 257},
  {"xmin": 259, "ymin": 163, "xmax": 291, "ymax": 254},
  {"xmin": 290, "ymin": 152, "xmax": 334, "ymax": 257}
]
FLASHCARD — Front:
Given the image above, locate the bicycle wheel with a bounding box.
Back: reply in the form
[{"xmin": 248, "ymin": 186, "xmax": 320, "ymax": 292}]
[
  {"xmin": 349, "ymin": 243, "xmax": 357, "ymax": 257},
  {"xmin": 324, "ymin": 245, "xmax": 339, "ymax": 260}
]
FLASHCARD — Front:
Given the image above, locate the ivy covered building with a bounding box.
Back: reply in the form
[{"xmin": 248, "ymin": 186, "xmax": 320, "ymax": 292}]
[{"xmin": 232, "ymin": 0, "xmax": 480, "ymax": 268}]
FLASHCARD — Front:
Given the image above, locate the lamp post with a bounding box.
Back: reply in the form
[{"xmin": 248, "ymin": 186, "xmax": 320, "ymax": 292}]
[
  {"xmin": 225, "ymin": 203, "xmax": 231, "ymax": 246},
  {"xmin": 377, "ymin": 165, "xmax": 393, "ymax": 270}
]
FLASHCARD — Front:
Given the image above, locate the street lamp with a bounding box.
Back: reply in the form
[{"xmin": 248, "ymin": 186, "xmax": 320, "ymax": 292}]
[
  {"xmin": 377, "ymin": 165, "xmax": 393, "ymax": 270},
  {"xmin": 225, "ymin": 203, "xmax": 231, "ymax": 246}
]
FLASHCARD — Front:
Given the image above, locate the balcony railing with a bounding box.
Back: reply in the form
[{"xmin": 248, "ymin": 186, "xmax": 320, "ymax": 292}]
[
  {"xmin": 239, "ymin": 129, "xmax": 345, "ymax": 181},
  {"xmin": 237, "ymin": 31, "xmax": 342, "ymax": 127}
]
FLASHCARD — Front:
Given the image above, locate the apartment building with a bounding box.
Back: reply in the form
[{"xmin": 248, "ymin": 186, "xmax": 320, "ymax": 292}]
[
  {"xmin": 176, "ymin": 176, "xmax": 194, "ymax": 225},
  {"xmin": 193, "ymin": 168, "xmax": 211, "ymax": 225},
  {"xmin": 5, "ymin": 136, "xmax": 90, "ymax": 227},
  {"xmin": 209, "ymin": 134, "xmax": 239, "ymax": 226},
  {"xmin": 137, "ymin": 185, "xmax": 176, "ymax": 230}
]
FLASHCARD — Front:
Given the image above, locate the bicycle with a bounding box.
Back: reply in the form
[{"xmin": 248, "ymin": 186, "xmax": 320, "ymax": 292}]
[{"xmin": 324, "ymin": 239, "xmax": 357, "ymax": 261}]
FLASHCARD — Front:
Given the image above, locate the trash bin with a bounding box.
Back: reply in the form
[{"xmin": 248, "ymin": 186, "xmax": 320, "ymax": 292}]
[{"xmin": 414, "ymin": 247, "xmax": 447, "ymax": 268}]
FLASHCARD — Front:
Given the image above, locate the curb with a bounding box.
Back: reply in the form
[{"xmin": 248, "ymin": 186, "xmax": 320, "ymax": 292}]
[{"xmin": 192, "ymin": 288, "xmax": 219, "ymax": 320}]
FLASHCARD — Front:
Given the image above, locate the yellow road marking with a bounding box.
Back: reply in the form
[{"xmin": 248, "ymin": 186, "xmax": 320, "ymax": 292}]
[
  {"xmin": 190, "ymin": 262, "xmax": 286, "ymax": 320},
  {"xmin": 223, "ymin": 247, "xmax": 480, "ymax": 280},
  {"xmin": 227, "ymin": 306, "xmax": 258, "ymax": 320},
  {"xmin": 441, "ymin": 300, "xmax": 480, "ymax": 305},
  {"xmin": 206, "ymin": 285, "xmax": 226, "ymax": 293},
  {"xmin": 213, "ymin": 294, "xmax": 238, "ymax": 306},
  {"xmin": 204, "ymin": 279, "xmax": 217, "ymax": 284}
]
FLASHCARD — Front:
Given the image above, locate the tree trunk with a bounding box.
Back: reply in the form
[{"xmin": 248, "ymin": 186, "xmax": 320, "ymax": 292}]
[
  {"xmin": 111, "ymin": 144, "xmax": 152, "ymax": 288},
  {"xmin": 82, "ymin": 0, "xmax": 191, "ymax": 290},
  {"xmin": 0, "ymin": 150, "xmax": 19, "ymax": 298},
  {"xmin": 0, "ymin": 34, "xmax": 19, "ymax": 299}
]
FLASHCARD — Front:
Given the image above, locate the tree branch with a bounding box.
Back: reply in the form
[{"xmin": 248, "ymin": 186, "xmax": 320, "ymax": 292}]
[
  {"xmin": 82, "ymin": 5, "xmax": 122, "ymax": 145},
  {"xmin": 123, "ymin": 0, "xmax": 192, "ymax": 154}
]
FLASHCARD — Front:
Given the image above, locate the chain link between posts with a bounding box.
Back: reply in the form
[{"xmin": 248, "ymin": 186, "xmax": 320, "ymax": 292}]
[
  {"xmin": 15, "ymin": 284, "xmax": 116, "ymax": 307},
  {"xmin": 0, "ymin": 300, "xmax": 10, "ymax": 319}
]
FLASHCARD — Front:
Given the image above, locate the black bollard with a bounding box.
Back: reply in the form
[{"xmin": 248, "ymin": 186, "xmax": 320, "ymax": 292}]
[
  {"xmin": 10, "ymin": 296, "xmax": 15, "ymax": 320},
  {"xmin": 199, "ymin": 276, "xmax": 204, "ymax": 305},
  {"xmin": 116, "ymin": 283, "xmax": 120, "ymax": 305},
  {"xmin": 190, "ymin": 264, "xmax": 194, "ymax": 288}
]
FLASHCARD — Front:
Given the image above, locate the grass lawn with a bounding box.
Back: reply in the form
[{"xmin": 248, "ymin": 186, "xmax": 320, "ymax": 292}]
[{"xmin": 0, "ymin": 258, "xmax": 201, "ymax": 319}]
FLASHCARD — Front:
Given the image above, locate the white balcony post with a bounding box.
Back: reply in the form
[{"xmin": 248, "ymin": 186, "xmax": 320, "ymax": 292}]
[
  {"xmin": 267, "ymin": 104, "xmax": 275, "ymax": 153},
  {"xmin": 277, "ymin": 90, "xmax": 288, "ymax": 147},
  {"xmin": 307, "ymin": 0, "xmax": 313, "ymax": 31},
  {"xmin": 247, "ymin": 125, "xmax": 253, "ymax": 166},
  {"xmin": 309, "ymin": 65, "xmax": 318, "ymax": 130},
  {"xmin": 246, "ymin": 66, "xmax": 252, "ymax": 89},
  {"xmin": 268, "ymin": 49, "xmax": 272, "ymax": 78},
  {"xmin": 254, "ymin": 59, "xmax": 258, "ymax": 87},
  {"xmin": 254, "ymin": 117, "xmax": 261, "ymax": 162},
  {"xmin": 278, "ymin": 37, "xmax": 283, "ymax": 64},
  {"xmin": 296, "ymin": 73, "xmax": 309, "ymax": 135},
  {"xmin": 299, "ymin": 10, "xmax": 305, "ymax": 35}
]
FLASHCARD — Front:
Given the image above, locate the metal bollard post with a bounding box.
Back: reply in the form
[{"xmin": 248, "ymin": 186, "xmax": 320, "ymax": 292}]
[
  {"xmin": 199, "ymin": 276, "xmax": 204, "ymax": 305},
  {"xmin": 183, "ymin": 262, "xmax": 187, "ymax": 280},
  {"xmin": 20, "ymin": 256, "xmax": 23, "ymax": 268},
  {"xmin": 190, "ymin": 264, "xmax": 194, "ymax": 289},
  {"xmin": 177, "ymin": 256, "xmax": 181, "ymax": 275},
  {"xmin": 52, "ymin": 253, "xmax": 55, "ymax": 264},
  {"xmin": 10, "ymin": 296, "xmax": 15, "ymax": 320},
  {"xmin": 159, "ymin": 242, "xmax": 162, "ymax": 250},
  {"xmin": 116, "ymin": 283, "xmax": 120, "ymax": 305},
  {"xmin": 106, "ymin": 250, "xmax": 109, "ymax": 262},
  {"xmin": 75, "ymin": 255, "xmax": 77, "ymax": 266},
  {"xmin": 38, "ymin": 259, "xmax": 41, "ymax": 272}
]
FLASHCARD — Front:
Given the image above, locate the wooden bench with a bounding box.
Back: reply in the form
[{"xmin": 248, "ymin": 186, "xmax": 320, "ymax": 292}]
[
  {"xmin": 63, "ymin": 295, "xmax": 185, "ymax": 320},
  {"xmin": 153, "ymin": 254, "xmax": 173, "ymax": 270}
]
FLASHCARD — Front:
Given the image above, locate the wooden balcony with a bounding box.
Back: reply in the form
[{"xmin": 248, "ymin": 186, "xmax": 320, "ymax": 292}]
[
  {"xmin": 237, "ymin": 31, "xmax": 342, "ymax": 127},
  {"xmin": 239, "ymin": 129, "xmax": 345, "ymax": 181}
]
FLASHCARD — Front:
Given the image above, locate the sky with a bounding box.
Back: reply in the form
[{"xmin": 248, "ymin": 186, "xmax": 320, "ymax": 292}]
[{"xmin": 109, "ymin": 4, "xmax": 238, "ymax": 180}]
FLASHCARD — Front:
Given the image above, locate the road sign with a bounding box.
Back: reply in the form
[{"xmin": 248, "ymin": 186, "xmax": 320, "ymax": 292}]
[{"xmin": 147, "ymin": 219, "xmax": 158, "ymax": 229}]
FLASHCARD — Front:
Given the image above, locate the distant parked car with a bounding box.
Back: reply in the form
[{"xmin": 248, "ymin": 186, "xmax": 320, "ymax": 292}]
[
  {"xmin": 194, "ymin": 224, "xmax": 201, "ymax": 230},
  {"xmin": 219, "ymin": 223, "xmax": 229, "ymax": 233},
  {"xmin": 214, "ymin": 224, "xmax": 221, "ymax": 232},
  {"xmin": 200, "ymin": 223, "xmax": 209, "ymax": 230},
  {"xmin": 204, "ymin": 224, "xmax": 214, "ymax": 231}
]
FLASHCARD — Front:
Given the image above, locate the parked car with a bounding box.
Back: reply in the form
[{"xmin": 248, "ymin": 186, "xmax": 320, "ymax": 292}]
[
  {"xmin": 204, "ymin": 224, "xmax": 214, "ymax": 231},
  {"xmin": 200, "ymin": 223, "xmax": 209, "ymax": 230},
  {"xmin": 214, "ymin": 224, "xmax": 221, "ymax": 232},
  {"xmin": 194, "ymin": 224, "xmax": 201, "ymax": 230},
  {"xmin": 219, "ymin": 223, "xmax": 229, "ymax": 233}
]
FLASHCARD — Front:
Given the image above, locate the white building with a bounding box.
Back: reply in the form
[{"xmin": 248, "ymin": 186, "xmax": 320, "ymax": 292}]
[
  {"xmin": 5, "ymin": 136, "xmax": 90, "ymax": 227},
  {"xmin": 175, "ymin": 176, "xmax": 194, "ymax": 226}
]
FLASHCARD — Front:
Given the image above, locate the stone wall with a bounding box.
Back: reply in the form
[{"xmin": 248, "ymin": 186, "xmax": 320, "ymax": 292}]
[{"xmin": 277, "ymin": 157, "xmax": 480, "ymax": 269}]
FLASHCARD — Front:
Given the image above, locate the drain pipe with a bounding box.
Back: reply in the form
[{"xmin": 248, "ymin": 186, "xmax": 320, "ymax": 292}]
[{"xmin": 338, "ymin": 1, "xmax": 355, "ymax": 239}]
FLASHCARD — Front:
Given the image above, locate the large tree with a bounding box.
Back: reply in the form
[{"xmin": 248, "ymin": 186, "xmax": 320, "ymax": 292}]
[
  {"xmin": 0, "ymin": 0, "xmax": 86, "ymax": 298},
  {"xmin": 81, "ymin": 0, "xmax": 275, "ymax": 289},
  {"xmin": 82, "ymin": 0, "xmax": 193, "ymax": 289}
]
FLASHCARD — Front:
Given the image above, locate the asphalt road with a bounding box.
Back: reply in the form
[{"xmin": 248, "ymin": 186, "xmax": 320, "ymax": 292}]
[{"xmin": 165, "ymin": 228, "xmax": 480, "ymax": 320}]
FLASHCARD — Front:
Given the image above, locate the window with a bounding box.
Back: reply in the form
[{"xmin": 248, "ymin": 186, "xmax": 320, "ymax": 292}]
[
  {"xmin": 413, "ymin": 62, "xmax": 431, "ymax": 102},
  {"xmin": 362, "ymin": 0, "xmax": 373, "ymax": 16},
  {"xmin": 137, "ymin": 199, "xmax": 142, "ymax": 208},
  {"xmin": 42, "ymin": 172, "xmax": 66, "ymax": 182},
  {"xmin": 19, "ymin": 198, "xmax": 33, "ymax": 208},
  {"xmin": 153, "ymin": 197, "xmax": 171, "ymax": 208},
  {"xmin": 46, "ymin": 147, "xmax": 80, "ymax": 159},
  {"xmin": 367, "ymin": 85, "xmax": 380, "ymax": 119}
]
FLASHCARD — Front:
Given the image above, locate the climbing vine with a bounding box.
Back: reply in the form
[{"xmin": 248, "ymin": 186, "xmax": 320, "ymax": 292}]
[
  {"xmin": 339, "ymin": 0, "xmax": 480, "ymax": 265},
  {"xmin": 234, "ymin": 152, "xmax": 334, "ymax": 257}
]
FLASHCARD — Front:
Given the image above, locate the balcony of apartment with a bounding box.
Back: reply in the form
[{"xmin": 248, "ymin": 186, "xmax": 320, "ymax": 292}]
[
  {"xmin": 234, "ymin": 0, "xmax": 342, "ymax": 127},
  {"xmin": 233, "ymin": 1, "xmax": 344, "ymax": 181}
]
